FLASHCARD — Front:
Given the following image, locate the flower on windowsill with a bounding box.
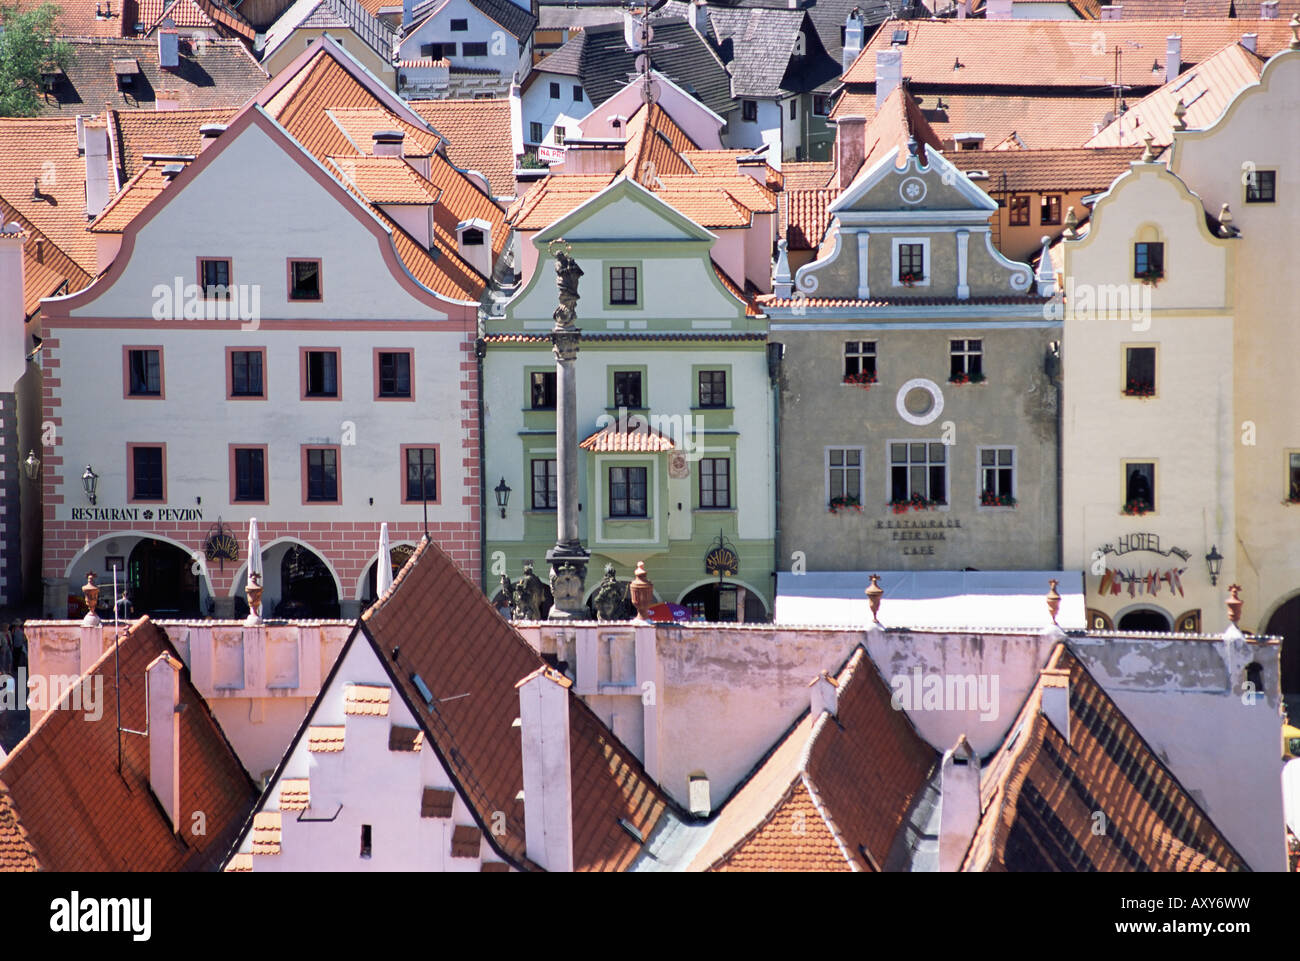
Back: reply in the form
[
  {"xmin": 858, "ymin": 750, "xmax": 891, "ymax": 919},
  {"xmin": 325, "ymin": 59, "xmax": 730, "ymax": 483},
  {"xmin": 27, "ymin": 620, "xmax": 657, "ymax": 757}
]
[
  {"xmin": 842, "ymin": 370, "xmax": 878, "ymax": 389},
  {"xmin": 828, "ymin": 494, "xmax": 863, "ymax": 514},
  {"xmin": 1136, "ymin": 268, "xmax": 1163, "ymax": 286},
  {"xmin": 980, "ymin": 490, "xmax": 1017, "ymax": 508},
  {"xmin": 949, "ymin": 370, "xmax": 986, "ymax": 385},
  {"xmin": 889, "ymin": 492, "xmax": 941, "ymax": 513},
  {"xmin": 1122, "ymin": 498, "xmax": 1154, "ymax": 516},
  {"xmin": 900, "ymin": 272, "xmax": 921, "ymax": 287},
  {"xmin": 1124, "ymin": 380, "xmax": 1155, "ymax": 397}
]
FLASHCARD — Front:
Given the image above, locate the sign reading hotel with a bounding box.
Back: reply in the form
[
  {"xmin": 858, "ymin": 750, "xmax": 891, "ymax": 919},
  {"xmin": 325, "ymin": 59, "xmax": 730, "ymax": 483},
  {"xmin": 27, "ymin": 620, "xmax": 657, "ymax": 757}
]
[{"xmin": 68, "ymin": 506, "xmax": 205, "ymax": 522}]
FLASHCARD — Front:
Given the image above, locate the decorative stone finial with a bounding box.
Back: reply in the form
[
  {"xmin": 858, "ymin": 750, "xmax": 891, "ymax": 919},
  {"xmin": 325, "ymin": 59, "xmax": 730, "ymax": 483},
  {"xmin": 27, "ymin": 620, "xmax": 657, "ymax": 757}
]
[
  {"xmin": 1141, "ymin": 133, "xmax": 1156, "ymax": 162},
  {"xmin": 865, "ymin": 573, "xmax": 883, "ymax": 622},
  {"xmin": 82, "ymin": 571, "xmax": 102, "ymax": 627},
  {"xmin": 1225, "ymin": 584, "xmax": 1243, "ymax": 625},
  {"xmin": 1046, "ymin": 578, "xmax": 1061, "ymax": 625},
  {"xmin": 629, "ymin": 562, "xmax": 655, "ymax": 622},
  {"xmin": 1172, "ymin": 97, "xmax": 1187, "ymax": 130},
  {"xmin": 1063, "ymin": 206, "xmax": 1078, "ymax": 239},
  {"xmin": 245, "ymin": 570, "xmax": 263, "ymax": 626},
  {"xmin": 1290, "ymin": 13, "xmax": 1299, "ymax": 49},
  {"xmin": 1219, "ymin": 203, "xmax": 1235, "ymax": 237}
]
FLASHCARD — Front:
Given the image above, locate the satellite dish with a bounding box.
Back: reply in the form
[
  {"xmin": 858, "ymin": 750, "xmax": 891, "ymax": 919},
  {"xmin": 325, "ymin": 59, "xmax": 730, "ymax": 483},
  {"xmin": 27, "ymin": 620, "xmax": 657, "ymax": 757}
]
[
  {"xmin": 641, "ymin": 80, "xmax": 661, "ymax": 104},
  {"xmin": 635, "ymin": 53, "xmax": 650, "ymax": 74}
]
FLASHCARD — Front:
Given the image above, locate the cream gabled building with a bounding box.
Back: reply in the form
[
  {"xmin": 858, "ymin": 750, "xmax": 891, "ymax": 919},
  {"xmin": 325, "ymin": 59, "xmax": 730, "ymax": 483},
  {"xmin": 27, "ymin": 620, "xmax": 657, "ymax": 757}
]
[{"xmin": 1062, "ymin": 35, "xmax": 1300, "ymax": 703}]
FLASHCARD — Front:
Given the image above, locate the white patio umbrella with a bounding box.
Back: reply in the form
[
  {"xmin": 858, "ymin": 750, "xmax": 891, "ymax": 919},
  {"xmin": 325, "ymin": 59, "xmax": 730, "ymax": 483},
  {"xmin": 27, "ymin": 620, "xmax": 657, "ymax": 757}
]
[
  {"xmin": 245, "ymin": 517, "xmax": 264, "ymax": 624},
  {"xmin": 377, "ymin": 522, "xmax": 394, "ymax": 597}
]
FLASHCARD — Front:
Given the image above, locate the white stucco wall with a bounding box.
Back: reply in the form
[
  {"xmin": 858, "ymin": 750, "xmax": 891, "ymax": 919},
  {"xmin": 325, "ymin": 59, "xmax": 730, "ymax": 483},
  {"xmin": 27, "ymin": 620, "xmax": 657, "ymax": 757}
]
[
  {"xmin": 721, "ymin": 100, "xmax": 783, "ymax": 171},
  {"xmin": 521, "ymin": 70, "xmax": 589, "ymax": 148}
]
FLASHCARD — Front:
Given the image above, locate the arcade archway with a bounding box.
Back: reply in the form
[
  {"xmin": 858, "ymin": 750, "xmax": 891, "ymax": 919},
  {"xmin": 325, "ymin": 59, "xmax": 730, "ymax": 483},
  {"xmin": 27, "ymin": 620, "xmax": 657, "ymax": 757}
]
[
  {"xmin": 680, "ymin": 582, "xmax": 769, "ymax": 623},
  {"xmin": 275, "ymin": 544, "xmax": 339, "ymax": 619},
  {"xmin": 1265, "ymin": 594, "xmax": 1300, "ymax": 706},
  {"xmin": 1117, "ymin": 607, "xmax": 1172, "ymax": 632}
]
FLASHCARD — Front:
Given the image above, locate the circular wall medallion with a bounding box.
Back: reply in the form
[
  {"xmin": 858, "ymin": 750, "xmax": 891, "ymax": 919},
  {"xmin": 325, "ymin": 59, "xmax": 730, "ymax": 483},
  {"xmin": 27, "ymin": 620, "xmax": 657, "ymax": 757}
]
[
  {"xmin": 899, "ymin": 177, "xmax": 927, "ymax": 204},
  {"xmin": 895, "ymin": 378, "xmax": 945, "ymax": 426},
  {"xmin": 668, "ymin": 452, "xmax": 689, "ymax": 479}
]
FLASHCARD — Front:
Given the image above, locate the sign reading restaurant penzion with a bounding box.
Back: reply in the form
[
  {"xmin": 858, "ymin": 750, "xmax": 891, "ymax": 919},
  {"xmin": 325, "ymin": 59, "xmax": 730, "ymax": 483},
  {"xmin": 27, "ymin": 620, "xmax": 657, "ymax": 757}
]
[{"xmin": 68, "ymin": 507, "xmax": 205, "ymax": 522}]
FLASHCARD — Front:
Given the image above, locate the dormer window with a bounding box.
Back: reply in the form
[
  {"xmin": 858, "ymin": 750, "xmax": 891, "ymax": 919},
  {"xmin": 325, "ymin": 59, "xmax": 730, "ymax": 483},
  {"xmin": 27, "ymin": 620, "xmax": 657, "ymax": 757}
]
[
  {"xmin": 462, "ymin": 228, "xmax": 484, "ymax": 246},
  {"xmin": 892, "ymin": 240, "xmax": 928, "ymax": 287}
]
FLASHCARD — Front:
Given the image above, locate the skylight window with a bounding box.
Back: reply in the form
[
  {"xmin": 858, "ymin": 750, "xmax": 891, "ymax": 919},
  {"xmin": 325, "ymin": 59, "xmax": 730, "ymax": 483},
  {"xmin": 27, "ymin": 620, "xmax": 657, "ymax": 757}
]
[
  {"xmin": 1172, "ymin": 72, "xmax": 1197, "ymax": 92},
  {"xmin": 410, "ymin": 672, "xmax": 434, "ymax": 705},
  {"xmin": 892, "ymin": 29, "xmax": 908, "ymax": 44}
]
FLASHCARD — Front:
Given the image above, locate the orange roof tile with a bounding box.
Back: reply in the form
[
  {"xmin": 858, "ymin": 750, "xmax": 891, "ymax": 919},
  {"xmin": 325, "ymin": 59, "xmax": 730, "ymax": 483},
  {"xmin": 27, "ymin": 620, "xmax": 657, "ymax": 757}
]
[
  {"xmin": 279, "ymin": 778, "xmax": 311, "ymax": 810},
  {"xmin": 780, "ymin": 160, "xmax": 834, "ymax": 191},
  {"xmin": 225, "ymin": 852, "xmax": 253, "ymax": 872},
  {"xmin": 327, "ymin": 154, "xmax": 441, "ymax": 204},
  {"xmin": 0, "ymin": 617, "xmax": 258, "ymax": 871},
  {"xmin": 782, "ymin": 188, "xmax": 835, "ymax": 251},
  {"xmin": 1086, "ymin": 41, "xmax": 1265, "ymax": 147},
  {"xmin": 0, "ymin": 200, "xmax": 93, "ymax": 318},
  {"xmin": 946, "ymin": 146, "xmax": 1147, "ymax": 191},
  {"xmin": 410, "ymin": 98, "xmax": 518, "ymax": 198},
  {"xmin": 0, "ymin": 117, "xmax": 96, "ymax": 273},
  {"xmin": 139, "ymin": 0, "xmax": 257, "ymax": 41},
  {"xmin": 250, "ymin": 811, "xmax": 282, "ymax": 855},
  {"xmin": 580, "ymin": 421, "xmax": 677, "ymax": 452},
  {"xmin": 9, "ymin": 0, "xmax": 131, "ymax": 36},
  {"xmin": 325, "ymin": 106, "xmax": 441, "ymax": 157},
  {"xmin": 650, "ymin": 186, "xmax": 751, "ymax": 228},
  {"xmin": 344, "ymin": 683, "xmax": 391, "ymax": 715},
  {"xmin": 712, "ymin": 263, "xmax": 762, "ymax": 317},
  {"xmin": 89, "ymin": 162, "xmax": 174, "ymax": 234},
  {"xmin": 656, "ymin": 173, "xmax": 778, "ymax": 213},
  {"xmin": 621, "ymin": 102, "xmax": 698, "ymax": 184},
  {"xmin": 109, "ymin": 107, "xmax": 237, "ymax": 183},
  {"xmin": 307, "ymin": 725, "xmax": 345, "ymax": 752}
]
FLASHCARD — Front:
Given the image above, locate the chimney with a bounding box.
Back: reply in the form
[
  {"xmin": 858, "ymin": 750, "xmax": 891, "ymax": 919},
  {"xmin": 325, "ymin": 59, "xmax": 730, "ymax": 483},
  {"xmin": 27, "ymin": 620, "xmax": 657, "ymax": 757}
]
[
  {"xmin": 155, "ymin": 88, "xmax": 180, "ymax": 111},
  {"xmin": 688, "ymin": 0, "xmax": 708, "ymax": 37},
  {"xmin": 1241, "ymin": 32, "xmax": 1258, "ymax": 53},
  {"xmin": 372, "ymin": 129, "xmax": 405, "ymax": 158},
  {"xmin": 516, "ymin": 665, "xmax": 574, "ymax": 872},
  {"xmin": 509, "ymin": 74, "xmax": 524, "ymax": 160},
  {"xmin": 1040, "ymin": 669, "xmax": 1070, "ymax": 745},
  {"xmin": 84, "ymin": 120, "xmax": 111, "ymax": 219},
  {"xmin": 1, "ymin": 225, "xmax": 26, "ymax": 390},
  {"xmin": 808, "ymin": 671, "xmax": 838, "ymax": 718},
  {"xmin": 938, "ymin": 736, "xmax": 980, "ymax": 871},
  {"xmin": 402, "ymin": 0, "xmax": 414, "ymax": 29},
  {"xmin": 158, "ymin": 28, "xmax": 179, "ymax": 70},
  {"xmin": 199, "ymin": 123, "xmax": 226, "ymax": 151},
  {"xmin": 875, "ymin": 50, "xmax": 902, "ymax": 110},
  {"xmin": 986, "ymin": 0, "xmax": 1013, "ymax": 19},
  {"xmin": 1165, "ymin": 35, "xmax": 1182, "ymax": 84},
  {"xmin": 1261, "ymin": 0, "xmax": 1278, "ymax": 18},
  {"xmin": 1100, "ymin": 4, "xmax": 1122, "ymax": 18},
  {"xmin": 843, "ymin": 7, "xmax": 864, "ymax": 73},
  {"xmin": 147, "ymin": 652, "xmax": 184, "ymax": 834},
  {"xmin": 835, "ymin": 114, "xmax": 866, "ymax": 189},
  {"xmin": 456, "ymin": 219, "xmax": 492, "ymax": 277}
]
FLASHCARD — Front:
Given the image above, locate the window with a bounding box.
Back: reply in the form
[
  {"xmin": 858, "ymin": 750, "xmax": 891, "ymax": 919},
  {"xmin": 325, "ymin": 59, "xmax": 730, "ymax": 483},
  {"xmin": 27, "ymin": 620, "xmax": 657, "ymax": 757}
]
[
  {"xmin": 450, "ymin": 17, "xmax": 467, "ymax": 30},
  {"xmin": 898, "ymin": 243, "xmax": 924, "ymax": 282},
  {"xmin": 232, "ymin": 447, "xmax": 266, "ymax": 503},
  {"xmin": 742, "ymin": 100, "xmax": 757, "ymax": 122},
  {"xmin": 827, "ymin": 448, "xmax": 862, "ymax": 506},
  {"xmin": 1134, "ymin": 241, "xmax": 1164, "ymax": 280},
  {"xmin": 950, "ymin": 339, "xmax": 983, "ymax": 381},
  {"xmin": 130, "ymin": 445, "xmax": 165, "ymax": 502},
  {"xmin": 529, "ymin": 121, "xmax": 543, "ymax": 143},
  {"xmin": 530, "ymin": 370, "xmax": 556, "ymax": 408},
  {"xmin": 462, "ymin": 228, "xmax": 484, "ymax": 246},
  {"xmin": 1124, "ymin": 461, "xmax": 1155, "ymax": 513},
  {"xmin": 699, "ymin": 458, "xmax": 731, "ymax": 509},
  {"xmin": 199, "ymin": 258, "xmax": 230, "ymax": 298},
  {"xmin": 844, "ymin": 341, "xmax": 876, "ymax": 381},
  {"xmin": 1008, "ymin": 195, "xmax": 1031, "ymax": 226},
  {"xmin": 613, "ymin": 370, "xmax": 642, "ymax": 408},
  {"xmin": 305, "ymin": 447, "xmax": 339, "ymax": 503},
  {"xmin": 789, "ymin": 99, "xmax": 797, "ymax": 120},
  {"xmin": 229, "ymin": 349, "xmax": 264, "ymax": 398},
  {"xmin": 288, "ymin": 259, "xmax": 321, "ymax": 300},
  {"xmin": 1287, "ymin": 452, "xmax": 1300, "ymax": 502},
  {"xmin": 376, "ymin": 350, "xmax": 413, "ymax": 399},
  {"xmin": 532, "ymin": 458, "xmax": 557, "ymax": 509},
  {"xmin": 1245, "ymin": 169, "xmax": 1275, "ymax": 203},
  {"xmin": 979, "ymin": 447, "xmax": 1015, "ymax": 506},
  {"xmin": 1124, "ymin": 346, "xmax": 1156, "ymax": 396},
  {"xmin": 572, "ymin": 85, "xmax": 582, "ymax": 101},
  {"xmin": 421, "ymin": 42, "xmax": 447, "ymax": 58},
  {"xmin": 462, "ymin": 41, "xmax": 488, "ymax": 56},
  {"xmin": 698, "ymin": 370, "xmax": 726, "ymax": 407},
  {"xmin": 609, "ymin": 265, "xmax": 637, "ymax": 305},
  {"xmin": 549, "ymin": 81, "xmax": 560, "ymax": 99},
  {"xmin": 1040, "ymin": 194, "xmax": 1062, "ymax": 225},
  {"xmin": 126, "ymin": 348, "xmax": 162, "ymax": 396},
  {"xmin": 303, "ymin": 349, "xmax": 339, "ymax": 398},
  {"xmin": 813, "ymin": 94, "xmax": 829, "ymax": 116},
  {"xmin": 609, "ymin": 466, "xmax": 647, "ymax": 517},
  {"xmin": 360, "ymin": 824, "xmax": 372, "ymax": 859},
  {"xmin": 890, "ymin": 442, "xmax": 947, "ymax": 505},
  {"xmin": 554, "ymin": 125, "xmax": 566, "ymax": 145},
  {"xmin": 403, "ymin": 447, "xmax": 438, "ymax": 503}
]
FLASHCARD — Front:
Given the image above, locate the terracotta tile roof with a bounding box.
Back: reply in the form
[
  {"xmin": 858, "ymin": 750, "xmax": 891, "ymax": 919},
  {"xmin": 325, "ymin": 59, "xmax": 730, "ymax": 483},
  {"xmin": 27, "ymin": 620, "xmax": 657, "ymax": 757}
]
[
  {"xmin": 409, "ymin": 98, "xmax": 517, "ymax": 198},
  {"xmin": 0, "ymin": 617, "xmax": 258, "ymax": 871},
  {"xmin": 657, "ymin": 173, "xmax": 778, "ymax": 213},
  {"xmin": 580, "ymin": 421, "xmax": 677, "ymax": 453},
  {"xmin": 421, "ymin": 787, "xmax": 455, "ymax": 818},
  {"xmin": 307, "ymin": 725, "xmax": 345, "ymax": 752},
  {"xmin": 842, "ymin": 17, "xmax": 1297, "ymax": 88},
  {"xmin": 327, "ymin": 154, "xmax": 442, "ymax": 204},
  {"xmin": 781, "ymin": 160, "xmax": 835, "ymax": 191},
  {"xmin": 1086, "ymin": 41, "xmax": 1265, "ymax": 147},
  {"xmin": 621, "ymin": 103, "xmax": 698, "ymax": 185},
  {"xmin": 109, "ymin": 107, "xmax": 237, "ymax": 183},
  {"xmin": 388, "ymin": 725, "xmax": 425, "ymax": 752},
  {"xmin": 946, "ymin": 146, "xmax": 1146, "ymax": 191},
  {"xmin": 962, "ymin": 644, "xmax": 1249, "ymax": 872},
  {"xmin": 0, "ymin": 117, "xmax": 96, "ymax": 273},
  {"xmin": 225, "ymin": 852, "xmax": 253, "ymax": 871},
  {"xmin": 344, "ymin": 683, "xmax": 391, "ymax": 716},
  {"xmin": 139, "ymin": 0, "xmax": 258, "ymax": 41},
  {"xmin": 450, "ymin": 823, "xmax": 482, "ymax": 858},
  {"xmin": 89, "ymin": 162, "xmax": 174, "ymax": 233},
  {"xmin": 1120, "ymin": 0, "xmax": 1300, "ymax": 15},
  {"xmin": 782, "ymin": 188, "xmax": 835, "ymax": 251},
  {"xmin": 507, "ymin": 174, "xmax": 616, "ymax": 229},
  {"xmin": 262, "ymin": 0, "xmax": 397, "ymax": 62},
  {"xmin": 0, "ymin": 788, "xmax": 39, "ymax": 872},
  {"xmin": 712, "ymin": 263, "xmax": 762, "ymax": 317},
  {"xmin": 38, "ymin": 38, "xmax": 267, "ymax": 116},
  {"xmin": 324, "ymin": 106, "xmax": 441, "ymax": 156},
  {"xmin": 0, "ymin": 200, "xmax": 93, "ymax": 318},
  {"xmin": 251, "ymin": 811, "xmax": 283, "ymax": 855},
  {"xmin": 360, "ymin": 535, "xmax": 673, "ymax": 871},
  {"xmin": 279, "ymin": 778, "xmax": 311, "ymax": 810},
  {"xmin": 692, "ymin": 646, "xmax": 938, "ymax": 871},
  {"xmin": 649, "ymin": 186, "xmax": 751, "ymax": 227},
  {"xmin": 9, "ymin": 0, "xmax": 132, "ymax": 36}
]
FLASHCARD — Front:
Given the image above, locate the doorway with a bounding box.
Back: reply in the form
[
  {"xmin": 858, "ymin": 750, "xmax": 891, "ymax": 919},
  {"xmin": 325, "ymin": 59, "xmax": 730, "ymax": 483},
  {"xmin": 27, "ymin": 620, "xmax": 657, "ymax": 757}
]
[
  {"xmin": 126, "ymin": 539, "xmax": 200, "ymax": 617},
  {"xmin": 1117, "ymin": 608, "xmax": 1171, "ymax": 632}
]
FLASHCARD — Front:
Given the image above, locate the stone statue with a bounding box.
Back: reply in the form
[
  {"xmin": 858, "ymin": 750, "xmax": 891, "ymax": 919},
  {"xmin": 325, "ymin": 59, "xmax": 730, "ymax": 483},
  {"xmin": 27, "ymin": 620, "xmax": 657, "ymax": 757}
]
[
  {"xmin": 552, "ymin": 246, "xmax": 583, "ymax": 328},
  {"xmin": 590, "ymin": 563, "xmax": 634, "ymax": 621},
  {"xmin": 495, "ymin": 573, "xmax": 514, "ymax": 616},
  {"xmin": 512, "ymin": 562, "xmax": 546, "ymax": 620},
  {"xmin": 549, "ymin": 561, "xmax": 586, "ymax": 618}
]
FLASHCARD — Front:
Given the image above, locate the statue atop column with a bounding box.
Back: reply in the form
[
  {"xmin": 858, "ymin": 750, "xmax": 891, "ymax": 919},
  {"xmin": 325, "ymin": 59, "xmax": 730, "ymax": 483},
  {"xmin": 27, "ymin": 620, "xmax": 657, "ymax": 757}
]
[{"xmin": 553, "ymin": 247, "xmax": 584, "ymax": 329}]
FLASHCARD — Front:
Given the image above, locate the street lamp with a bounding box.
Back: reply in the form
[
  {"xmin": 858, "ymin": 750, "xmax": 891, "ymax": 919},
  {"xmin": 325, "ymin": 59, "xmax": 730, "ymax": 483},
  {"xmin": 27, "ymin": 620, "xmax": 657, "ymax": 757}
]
[
  {"xmin": 22, "ymin": 450, "xmax": 40, "ymax": 481},
  {"xmin": 81, "ymin": 465, "xmax": 99, "ymax": 505},
  {"xmin": 1205, "ymin": 545, "xmax": 1223, "ymax": 586},
  {"xmin": 494, "ymin": 477, "xmax": 512, "ymax": 518}
]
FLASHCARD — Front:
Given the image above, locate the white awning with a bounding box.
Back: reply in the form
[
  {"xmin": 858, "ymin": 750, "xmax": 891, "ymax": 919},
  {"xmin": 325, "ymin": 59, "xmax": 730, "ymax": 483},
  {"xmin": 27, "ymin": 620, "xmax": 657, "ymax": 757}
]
[{"xmin": 774, "ymin": 570, "xmax": 1085, "ymax": 631}]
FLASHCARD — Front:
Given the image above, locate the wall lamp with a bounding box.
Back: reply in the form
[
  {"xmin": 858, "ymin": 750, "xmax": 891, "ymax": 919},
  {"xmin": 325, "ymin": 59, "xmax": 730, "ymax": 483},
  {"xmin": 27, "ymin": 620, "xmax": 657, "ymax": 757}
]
[{"xmin": 494, "ymin": 477, "xmax": 512, "ymax": 518}]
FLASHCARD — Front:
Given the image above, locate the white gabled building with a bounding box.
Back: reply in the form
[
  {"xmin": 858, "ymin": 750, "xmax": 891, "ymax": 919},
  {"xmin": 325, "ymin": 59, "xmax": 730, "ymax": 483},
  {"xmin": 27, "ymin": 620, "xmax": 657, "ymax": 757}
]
[{"xmin": 394, "ymin": 0, "xmax": 536, "ymax": 99}]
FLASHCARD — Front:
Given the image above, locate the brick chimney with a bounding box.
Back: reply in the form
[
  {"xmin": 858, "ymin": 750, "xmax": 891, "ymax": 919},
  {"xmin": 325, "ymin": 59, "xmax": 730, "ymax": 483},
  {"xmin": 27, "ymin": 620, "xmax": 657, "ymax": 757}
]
[
  {"xmin": 84, "ymin": 120, "xmax": 111, "ymax": 219},
  {"xmin": 842, "ymin": 7, "xmax": 864, "ymax": 73},
  {"xmin": 155, "ymin": 88, "xmax": 180, "ymax": 111},
  {"xmin": 808, "ymin": 670, "xmax": 838, "ymax": 718},
  {"xmin": 1241, "ymin": 33, "xmax": 1258, "ymax": 53},
  {"xmin": 516, "ymin": 665, "xmax": 574, "ymax": 872},
  {"xmin": 456, "ymin": 219, "xmax": 492, "ymax": 277},
  {"xmin": 938, "ymin": 736, "xmax": 980, "ymax": 871},
  {"xmin": 1165, "ymin": 35, "xmax": 1182, "ymax": 84},
  {"xmin": 688, "ymin": 0, "xmax": 708, "ymax": 37},
  {"xmin": 147, "ymin": 652, "xmax": 184, "ymax": 834},
  {"xmin": 875, "ymin": 50, "xmax": 902, "ymax": 110},
  {"xmin": 835, "ymin": 115, "xmax": 866, "ymax": 190},
  {"xmin": 1261, "ymin": 0, "xmax": 1279, "ymax": 18}
]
